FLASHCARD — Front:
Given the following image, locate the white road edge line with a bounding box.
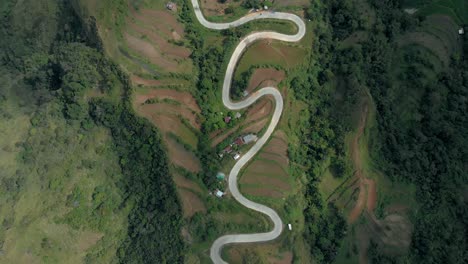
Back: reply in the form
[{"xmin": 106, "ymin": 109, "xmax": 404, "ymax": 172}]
[{"xmin": 189, "ymin": 1, "xmax": 306, "ymax": 263}]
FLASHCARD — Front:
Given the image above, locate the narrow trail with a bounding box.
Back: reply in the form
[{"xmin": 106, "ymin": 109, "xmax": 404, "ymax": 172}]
[
  {"xmin": 348, "ymin": 103, "xmax": 377, "ymax": 225},
  {"xmin": 189, "ymin": 1, "xmax": 306, "ymax": 263}
]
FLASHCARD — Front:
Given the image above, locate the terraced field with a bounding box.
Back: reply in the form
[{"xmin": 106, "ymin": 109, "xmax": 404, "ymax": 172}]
[{"xmin": 240, "ymin": 131, "xmax": 291, "ymax": 200}]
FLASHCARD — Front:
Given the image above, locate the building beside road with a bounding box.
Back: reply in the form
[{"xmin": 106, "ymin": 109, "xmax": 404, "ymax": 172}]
[{"xmin": 242, "ymin": 134, "xmax": 258, "ymax": 144}]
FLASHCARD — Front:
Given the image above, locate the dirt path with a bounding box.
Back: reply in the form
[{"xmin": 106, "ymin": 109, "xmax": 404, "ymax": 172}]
[{"xmin": 347, "ymin": 102, "xmax": 378, "ymax": 225}]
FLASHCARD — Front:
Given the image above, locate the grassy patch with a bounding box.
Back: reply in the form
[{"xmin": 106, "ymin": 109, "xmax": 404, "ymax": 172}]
[{"xmin": 416, "ymin": 0, "xmax": 468, "ymax": 24}]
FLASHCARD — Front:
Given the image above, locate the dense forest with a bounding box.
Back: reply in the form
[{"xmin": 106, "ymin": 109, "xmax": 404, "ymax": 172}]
[
  {"xmin": 0, "ymin": 0, "xmax": 184, "ymax": 263},
  {"xmin": 321, "ymin": 0, "xmax": 468, "ymax": 263}
]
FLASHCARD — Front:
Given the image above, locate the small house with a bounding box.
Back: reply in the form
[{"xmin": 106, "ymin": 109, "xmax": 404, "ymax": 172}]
[
  {"xmin": 243, "ymin": 90, "xmax": 249, "ymax": 97},
  {"xmin": 233, "ymin": 153, "xmax": 241, "ymax": 160},
  {"xmin": 235, "ymin": 112, "xmax": 242, "ymax": 119},
  {"xmin": 215, "ymin": 190, "xmax": 225, "ymax": 198},
  {"xmin": 288, "ymin": 224, "xmax": 292, "ymax": 230},
  {"xmin": 223, "ymin": 145, "xmax": 233, "ymax": 154},
  {"xmin": 459, "ymin": 28, "xmax": 465, "ymax": 35},
  {"xmin": 216, "ymin": 172, "xmax": 226, "ymax": 181},
  {"xmin": 224, "ymin": 116, "xmax": 232, "ymax": 123}
]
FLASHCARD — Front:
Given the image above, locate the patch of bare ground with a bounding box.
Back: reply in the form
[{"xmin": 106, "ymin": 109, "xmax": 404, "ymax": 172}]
[
  {"xmin": 136, "ymin": 102, "xmax": 200, "ymax": 129},
  {"xmin": 173, "ymin": 173, "xmax": 203, "ymax": 194},
  {"xmin": 348, "ymin": 103, "xmax": 369, "ymax": 224},
  {"xmin": 178, "ymin": 189, "xmax": 206, "ymax": 217},
  {"xmin": 134, "ymin": 88, "xmax": 201, "ymax": 113},
  {"xmin": 242, "ymin": 117, "xmax": 269, "ymax": 134},
  {"xmin": 368, "ymin": 214, "xmax": 413, "ymax": 249},
  {"xmin": 77, "ymin": 231, "xmax": 103, "ymax": 252},
  {"xmin": 344, "ymin": 101, "xmax": 412, "ymax": 263},
  {"xmin": 131, "ymin": 75, "xmax": 163, "ymax": 86},
  {"xmin": 246, "ymin": 68, "xmax": 285, "ymax": 93},
  {"xmin": 124, "ymin": 32, "xmax": 178, "ymax": 71},
  {"xmin": 127, "ymin": 20, "xmax": 191, "ymax": 58},
  {"xmin": 264, "ymin": 138, "xmax": 288, "ymax": 154},
  {"xmin": 129, "ymin": 8, "xmax": 185, "ymax": 37},
  {"xmin": 245, "ymin": 96, "xmax": 273, "ymax": 122},
  {"xmin": 165, "ymin": 136, "xmax": 201, "ymax": 173}
]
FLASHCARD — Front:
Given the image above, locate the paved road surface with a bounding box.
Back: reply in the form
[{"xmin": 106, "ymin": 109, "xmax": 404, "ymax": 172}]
[{"xmin": 190, "ymin": 1, "xmax": 306, "ymax": 263}]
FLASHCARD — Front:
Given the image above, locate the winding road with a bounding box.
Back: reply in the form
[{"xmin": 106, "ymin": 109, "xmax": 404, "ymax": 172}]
[{"xmin": 190, "ymin": 1, "xmax": 306, "ymax": 263}]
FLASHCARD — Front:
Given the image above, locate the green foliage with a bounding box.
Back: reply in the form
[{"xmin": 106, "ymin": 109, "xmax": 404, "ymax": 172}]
[
  {"xmin": 90, "ymin": 99, "xmax": 185, "ymax": 263},
  {"xmin": 242, "ymin": 0, "xmax": 262, "ymax": 9},
  {"xmin": 0, "ymin": 0, "xmax": 184, "ymax": 262},
  {"xmin": 331, "ymin": 0, "xmax": 468, "ymax": 262}
]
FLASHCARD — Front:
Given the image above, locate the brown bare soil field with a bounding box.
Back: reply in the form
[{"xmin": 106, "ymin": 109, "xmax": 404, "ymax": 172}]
[
  {"xmin": 134, "ymin": 88, "xmax": 201, "ymax": 113},
  {"xmin": 178, "ymin": 189, "xmax": 206, "ymax": 217},
  {"xmin": 247, "ymin": 68, "xmax": 285, "ymax": 93},
  {"xmin": 263, "ymin": 136, "xmax": 288, "ymax": 156},
  {"xmin": 136, "ymin": 102, "xmax": 200, "ymax": 129},
  {"xmin": 165, "ymin": 136, "xmax": 201, "ymax": 173},
  {"xmin": 128, "ymin": 21, "xmax": 191, "ymax": 58},
  {"xmin": 173, "ymin": 173, "xmax": 203, "ymax": 194},
  {"xmin": 348, "ymin": 182, "xmax": 366, "ymax": 223},
  {"xmin": 124, "ymin": 32, "xmax": 178, "ymax": 71},
  {"xmin": 242, "ymin": 117, "xmax": 269, "ymax": 134},
  {"xmin": 130, "ymin": 8, "xmax": 185, "ymax": 37},
  {"xmin": 245, "ymin": 97, "xmax": 273, "ymax": 123},
  {"xmin": 77, "ymin": 231, "xmax": 103, "ymax": 252},
  {"xmin": 364, "ymin": 178, "xmax": 377, "ymax": 212},
  {"xmin": 131, "ymin": 75, "xmax": 163, "ymax": 86},
  {"xmin": 348, "ymin": 103, "xmax": 370, "ymax": 224}
]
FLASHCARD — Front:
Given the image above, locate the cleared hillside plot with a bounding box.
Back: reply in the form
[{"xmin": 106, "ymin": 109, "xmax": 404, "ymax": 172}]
[
  {"xmin": 239, "ymin": 131, "xmax": 291, "ymax": 199},
  {"xmin": 165, "ymin": 136, "xmax": 201, "ymax": 173},
  {"xmin": 236, "ymin": 41, "xmax": 307, "ymax": 74},
  {"xmin": 226, "ymin": 242, "xmax": 293, "ymax": 263},
  {"xmin": 172, "ymin": 174, "xmax": 206, "ymax": 219},
  {"xmin": 210, "ymin": 97, "xmax": 273, "ymax": 147},
  {"xmin": 246, "ymin": 68, "xmax": 285, "ymax": 93}
]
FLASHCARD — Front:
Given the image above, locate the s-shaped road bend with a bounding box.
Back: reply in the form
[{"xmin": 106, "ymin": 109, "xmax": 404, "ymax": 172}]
[{"xmin": 190, "ymin": 1, "xmax": 306, "ymax": 263}]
